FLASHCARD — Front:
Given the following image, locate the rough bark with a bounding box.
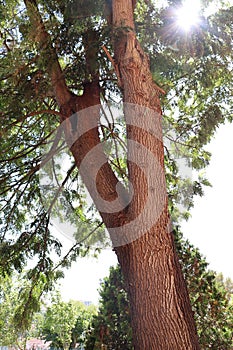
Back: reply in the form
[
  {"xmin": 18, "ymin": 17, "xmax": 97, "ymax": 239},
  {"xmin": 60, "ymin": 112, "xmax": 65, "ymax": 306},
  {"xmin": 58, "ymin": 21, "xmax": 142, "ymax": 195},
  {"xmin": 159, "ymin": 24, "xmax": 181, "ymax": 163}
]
[{"xmin": 111, "ymin": 0, "xmax": 201, "ymax": 349}]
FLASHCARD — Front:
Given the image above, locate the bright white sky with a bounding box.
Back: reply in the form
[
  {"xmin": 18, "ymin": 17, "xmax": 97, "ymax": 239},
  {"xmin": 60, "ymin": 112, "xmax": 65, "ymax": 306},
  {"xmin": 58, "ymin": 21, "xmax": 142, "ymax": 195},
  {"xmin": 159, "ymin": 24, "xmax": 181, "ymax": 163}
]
[
  {"xmin": 181, "ymin": 121, "xmax": 233, "ymax": 279},
  {"xmin": 59, "ymin": 121, "xmax": 233, "ymax": 304}
]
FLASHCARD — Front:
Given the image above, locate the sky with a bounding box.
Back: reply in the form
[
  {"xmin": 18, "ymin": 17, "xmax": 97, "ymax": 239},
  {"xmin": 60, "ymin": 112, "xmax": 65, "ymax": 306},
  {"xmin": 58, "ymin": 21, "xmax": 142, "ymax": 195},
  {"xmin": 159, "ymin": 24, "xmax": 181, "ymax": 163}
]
[
  {"xmin": 58, "ymin": 121, "xmax": 233, "ymax": 304},
  {"xmin": 181, "ymin": 121, "xmax": 233, "ymax": 279}
]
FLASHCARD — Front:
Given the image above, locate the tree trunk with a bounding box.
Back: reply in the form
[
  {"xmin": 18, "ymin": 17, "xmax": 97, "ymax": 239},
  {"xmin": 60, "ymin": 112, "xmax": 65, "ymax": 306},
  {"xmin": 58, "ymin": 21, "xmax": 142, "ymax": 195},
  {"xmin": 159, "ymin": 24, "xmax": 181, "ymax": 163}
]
[
  {"xmin": 111, "ymin": 1, "xmax": 201, "ymax": 349},
  {"xmin": 115, "ymin": 218, "xmax": 200, "ymax": 349}
]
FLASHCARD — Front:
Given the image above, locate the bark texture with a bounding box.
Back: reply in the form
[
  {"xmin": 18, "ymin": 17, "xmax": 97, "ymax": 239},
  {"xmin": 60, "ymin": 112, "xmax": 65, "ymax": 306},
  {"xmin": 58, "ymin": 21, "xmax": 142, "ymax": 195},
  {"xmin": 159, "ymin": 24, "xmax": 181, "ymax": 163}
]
[{"xmin": 111, "ymin": 0, "xmax": 201, "ymax": 349}]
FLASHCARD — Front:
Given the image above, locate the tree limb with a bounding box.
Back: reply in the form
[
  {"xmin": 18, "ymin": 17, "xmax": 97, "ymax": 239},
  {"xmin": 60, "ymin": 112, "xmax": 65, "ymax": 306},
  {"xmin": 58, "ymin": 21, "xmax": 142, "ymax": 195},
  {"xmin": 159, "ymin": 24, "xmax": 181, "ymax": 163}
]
[{"xmin": 23, "ymin": 0, "xmax": 72, "ymax": 108}]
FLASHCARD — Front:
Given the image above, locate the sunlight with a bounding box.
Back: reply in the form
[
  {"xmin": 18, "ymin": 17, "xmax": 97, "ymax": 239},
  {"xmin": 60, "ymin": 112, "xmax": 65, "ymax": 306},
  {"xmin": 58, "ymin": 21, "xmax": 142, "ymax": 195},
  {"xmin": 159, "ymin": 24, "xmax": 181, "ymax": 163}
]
[{"xmin": 176, "ymin": 0, "xmax": 201, "ymax": 31}]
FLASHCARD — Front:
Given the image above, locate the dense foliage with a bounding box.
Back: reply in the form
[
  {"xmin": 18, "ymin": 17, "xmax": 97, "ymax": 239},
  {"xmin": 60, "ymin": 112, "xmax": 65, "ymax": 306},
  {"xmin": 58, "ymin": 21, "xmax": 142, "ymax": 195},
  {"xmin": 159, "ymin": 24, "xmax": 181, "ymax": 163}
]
[
  {"xmin": 0, "ymin": 273, "xmax": 43, "ymax": 349},
  {"xmin": 85, "ymin": 264, "xmax": 132, "ymax": 350},
  {"xmin": 42, "ymin": 293, "xmax": 96, "ymax": 350}
]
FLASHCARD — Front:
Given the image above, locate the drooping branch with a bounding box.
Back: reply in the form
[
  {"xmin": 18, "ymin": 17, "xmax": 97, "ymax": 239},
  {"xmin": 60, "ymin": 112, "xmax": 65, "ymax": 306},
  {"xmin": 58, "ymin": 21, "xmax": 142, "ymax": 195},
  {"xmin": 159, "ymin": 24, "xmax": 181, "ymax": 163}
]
[{"xmin": 53, "ymin": 221, "xmax": 104, "ymax": 272}]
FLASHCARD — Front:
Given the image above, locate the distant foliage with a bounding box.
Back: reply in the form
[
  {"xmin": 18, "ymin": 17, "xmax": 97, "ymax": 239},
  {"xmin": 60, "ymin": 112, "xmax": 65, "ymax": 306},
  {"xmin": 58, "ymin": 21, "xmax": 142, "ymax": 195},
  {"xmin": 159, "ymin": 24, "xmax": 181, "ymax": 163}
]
[
  {"xmin": 174, "ymin": 228, "xmax": 233, "ymax": 349},
  {"xmin": 42, "ymin": 293, "xmax": 97, "ymax": 350}
]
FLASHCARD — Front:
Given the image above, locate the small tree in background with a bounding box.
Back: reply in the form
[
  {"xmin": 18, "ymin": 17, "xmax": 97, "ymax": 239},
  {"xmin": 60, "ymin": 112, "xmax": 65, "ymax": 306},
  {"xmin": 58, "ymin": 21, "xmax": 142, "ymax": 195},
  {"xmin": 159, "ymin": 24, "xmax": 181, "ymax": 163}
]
[
  {"xmin": 42, "ymin": 293, "xmax": 96, "ymax": 350},
  {"xmin": 216, "ymin": 273, "xmax": 233, "ymax": 303},
  {"xmin": 85, "ymin": 264, "xmax": 132, "ymax": 350}
]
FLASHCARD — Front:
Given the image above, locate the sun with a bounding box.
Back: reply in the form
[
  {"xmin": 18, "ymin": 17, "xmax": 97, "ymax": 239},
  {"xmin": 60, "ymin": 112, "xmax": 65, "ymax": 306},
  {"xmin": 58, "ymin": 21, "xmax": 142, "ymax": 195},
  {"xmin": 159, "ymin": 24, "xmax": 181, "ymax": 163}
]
[{"xmin": 176, "ymin": 0, "xmax": 201, "ymax": 31}]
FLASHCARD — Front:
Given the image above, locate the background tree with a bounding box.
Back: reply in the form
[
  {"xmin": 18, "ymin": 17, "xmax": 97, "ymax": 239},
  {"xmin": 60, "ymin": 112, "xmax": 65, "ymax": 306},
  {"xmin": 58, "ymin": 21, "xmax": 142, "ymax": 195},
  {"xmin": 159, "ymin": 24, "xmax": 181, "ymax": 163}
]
[
  {"xmin": 216, "ymin": 273, "xmax": 233, "ymax": 303},
  {"xmin": 85, "ymin": 264, "xmax": 132, "ymax": 350},
  {"xmin": 42, "ymin": 293, "xmax": 79, "ymax": 350},
  {"xmin": 87, "ymin": 228, "xmax": 233, "ymax": 350},
  {"xmin": 174, "ymin": 228, "xmax": 233, "ymax": 349},
  {"xmin": 42, "ymin": 293, "xmax": 96, "ymax": 350},
  {"xmin": 71, "ymin": 303, "xmax": 97, "ymax": 349},
  {"xmin": 0, "ymin": 0, "xmax": 233, "ymax": 348}
]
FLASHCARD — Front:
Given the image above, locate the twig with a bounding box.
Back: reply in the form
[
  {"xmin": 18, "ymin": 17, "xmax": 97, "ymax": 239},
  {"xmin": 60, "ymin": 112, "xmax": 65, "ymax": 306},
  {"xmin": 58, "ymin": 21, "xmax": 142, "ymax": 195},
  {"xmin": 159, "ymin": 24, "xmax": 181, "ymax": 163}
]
[
  {"xmin": 102, "ymin": 45, "xmax": 122, "ymax": 87},
  {"xmin": 52, "ymin": 222, "xmax": 104, "ymax": 271}
]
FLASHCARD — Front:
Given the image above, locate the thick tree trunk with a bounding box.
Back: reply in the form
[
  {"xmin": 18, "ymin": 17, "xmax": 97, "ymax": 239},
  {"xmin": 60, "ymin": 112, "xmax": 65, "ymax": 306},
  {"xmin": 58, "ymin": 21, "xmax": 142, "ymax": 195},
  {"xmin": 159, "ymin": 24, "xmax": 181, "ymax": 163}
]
[
  {"xmin": 111, "ymin": 1, "xmax": 201, "ymax": 349},
  {"xmin": 115, "ymin": 217, "xmax": 200, "ymax": 349}
]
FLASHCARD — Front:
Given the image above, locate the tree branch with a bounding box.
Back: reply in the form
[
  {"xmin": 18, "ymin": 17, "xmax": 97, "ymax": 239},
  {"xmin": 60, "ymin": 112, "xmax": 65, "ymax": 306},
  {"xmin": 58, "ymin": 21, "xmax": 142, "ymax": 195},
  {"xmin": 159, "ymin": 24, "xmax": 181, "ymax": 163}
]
[{"xmin": 23, "ymin": 0, "xmax": 72, "ymax": 108}]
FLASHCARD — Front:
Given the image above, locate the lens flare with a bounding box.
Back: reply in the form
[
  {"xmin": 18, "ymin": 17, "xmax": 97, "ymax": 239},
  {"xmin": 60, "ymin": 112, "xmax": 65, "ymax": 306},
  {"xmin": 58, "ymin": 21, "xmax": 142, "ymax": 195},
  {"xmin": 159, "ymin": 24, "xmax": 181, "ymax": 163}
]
[{"xmin": 176, "ymin": 0, "xmax": 201, "ymax": 31}]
